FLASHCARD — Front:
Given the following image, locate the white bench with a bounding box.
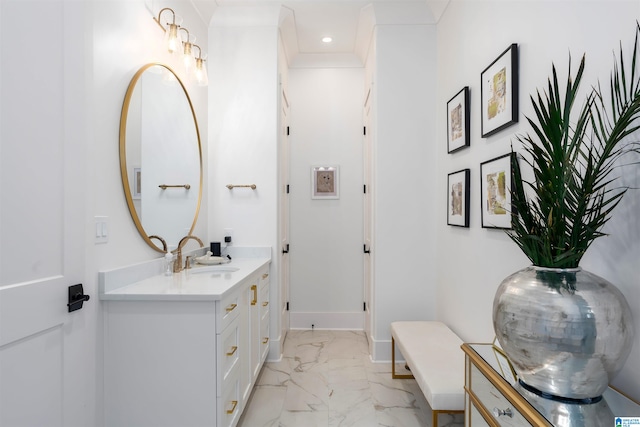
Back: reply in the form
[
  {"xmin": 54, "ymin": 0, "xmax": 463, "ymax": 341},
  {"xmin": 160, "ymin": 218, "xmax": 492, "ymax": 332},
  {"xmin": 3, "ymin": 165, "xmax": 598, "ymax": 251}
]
[{"xmin": 390, "ymin": 321, "xmax": 465, "ymax": 427}]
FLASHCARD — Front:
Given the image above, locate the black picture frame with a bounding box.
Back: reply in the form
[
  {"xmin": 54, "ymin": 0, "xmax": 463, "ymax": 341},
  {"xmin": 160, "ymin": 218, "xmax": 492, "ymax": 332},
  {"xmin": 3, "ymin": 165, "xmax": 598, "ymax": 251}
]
[
  {"xmin": 480, "ymin": 153, "xmax": 515, "ymax": 229},
  {"xmin": 481, "ymin": 43, "xmax": 519, "ymax": 137},
  {"xmin": 447, "ymin": 169, "xmax": 470, "ymax": 227},
  {"xmin": 447, "ymin": 87, "xmax": 470, "ymax": 153}
]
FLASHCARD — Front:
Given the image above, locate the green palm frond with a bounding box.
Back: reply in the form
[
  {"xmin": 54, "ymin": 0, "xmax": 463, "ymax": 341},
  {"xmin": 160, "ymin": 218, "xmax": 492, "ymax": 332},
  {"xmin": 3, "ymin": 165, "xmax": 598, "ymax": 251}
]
[{"xmin": 507, "ymin": 24, "xmax": 640, "ymax": 268}]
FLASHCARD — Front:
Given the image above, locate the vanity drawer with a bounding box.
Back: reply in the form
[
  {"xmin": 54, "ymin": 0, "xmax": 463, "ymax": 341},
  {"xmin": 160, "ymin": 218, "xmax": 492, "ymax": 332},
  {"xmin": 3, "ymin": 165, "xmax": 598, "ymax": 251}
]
[
  {"xmin": 216, "ymin": 289, "xmax": 241, "ymax": 333},
  {"xmin": 470, "ymin": 400, "xmax": 491, "ymax": 427},
  {"xmin": 470, "ymin": 364, "xmax": 530, "ymax": 426},
  {"xmin": 260, "ymin": 284, "xmax": 270, "ymax": 316},
  {"xmin": 218, "ymin": 364, "xmax": 241, "ymax": 427},
  {"xmin": 260, "ymin": 310, "xmax": 270, "ymax": 361},
  {"xmin": 217, "ymin": 315, "xmax": 240, "ymax": 396},
  {"xmin": 259, "ymin": 268, "xmax": 270, "ymax": 288}
]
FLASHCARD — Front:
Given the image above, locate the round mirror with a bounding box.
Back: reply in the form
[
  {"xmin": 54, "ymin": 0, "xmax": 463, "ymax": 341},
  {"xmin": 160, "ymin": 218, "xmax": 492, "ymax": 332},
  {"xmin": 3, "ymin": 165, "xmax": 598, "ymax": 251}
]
[{"xmin": 119, "ymin": 63, "xmax": 202, "ymax": 253}]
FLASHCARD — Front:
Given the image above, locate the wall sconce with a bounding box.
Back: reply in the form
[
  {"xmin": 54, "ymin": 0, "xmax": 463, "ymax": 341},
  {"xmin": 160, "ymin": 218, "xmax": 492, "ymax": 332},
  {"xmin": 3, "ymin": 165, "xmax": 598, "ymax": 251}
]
[
  {"xmin": 153, "ymin": 7, "xmax": 208, "ymax": 86},
  {"xmin": 193, "ymin": 45, "xmax": 208, "ymax": 87},
  {"xmin": 180, "ymin": 28, "xmax": 195, "ymax": 73},
  {"xmin": 154, "ymin": 8, "xmax": 182, "ymax": 54}
]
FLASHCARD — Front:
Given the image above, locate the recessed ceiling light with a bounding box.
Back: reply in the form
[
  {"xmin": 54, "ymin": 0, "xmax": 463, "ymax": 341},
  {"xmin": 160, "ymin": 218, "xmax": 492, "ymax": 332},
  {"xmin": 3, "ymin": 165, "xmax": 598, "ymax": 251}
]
[{"xmin": 322, "ymin": 37, "xmax": 333, "ymax": 43}]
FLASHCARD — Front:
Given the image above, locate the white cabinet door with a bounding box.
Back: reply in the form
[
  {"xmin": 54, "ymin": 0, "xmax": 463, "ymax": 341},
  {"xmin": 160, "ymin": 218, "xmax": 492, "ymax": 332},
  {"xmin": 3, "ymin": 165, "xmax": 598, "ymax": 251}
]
[
  {"xmin": 0, "ymin": 2, "xmax": 91, "ymax": 426},
  {"xmin": 249, "ymin": 277, "xmax": 261, "ymax": 382}
]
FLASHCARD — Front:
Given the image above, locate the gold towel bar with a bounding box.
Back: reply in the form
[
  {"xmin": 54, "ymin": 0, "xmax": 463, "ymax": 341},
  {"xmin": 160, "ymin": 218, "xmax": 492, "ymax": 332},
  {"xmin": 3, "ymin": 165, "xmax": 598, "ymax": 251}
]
[
  {"xmin": 226, "ymin": 184, "xmax": 257, "ymax": 190},
  {"xmin": 159, "ymin": 184, "xmax": 191, "ymax": 190}
]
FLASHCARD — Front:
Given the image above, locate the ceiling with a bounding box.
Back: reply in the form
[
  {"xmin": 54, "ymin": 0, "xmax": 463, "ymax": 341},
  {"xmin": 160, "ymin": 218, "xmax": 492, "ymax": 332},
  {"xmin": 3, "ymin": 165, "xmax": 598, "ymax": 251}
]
[{"xmin": 191, "ymin": 0, "xmax": 450, "ymax": 65}]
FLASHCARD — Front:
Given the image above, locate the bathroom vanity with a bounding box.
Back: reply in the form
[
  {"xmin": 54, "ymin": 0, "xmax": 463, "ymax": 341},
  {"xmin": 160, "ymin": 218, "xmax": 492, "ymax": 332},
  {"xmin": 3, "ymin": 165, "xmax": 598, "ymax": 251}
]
[{"xmin": 100, "ymin": 249, "xmax": 271, "ymax": 427}]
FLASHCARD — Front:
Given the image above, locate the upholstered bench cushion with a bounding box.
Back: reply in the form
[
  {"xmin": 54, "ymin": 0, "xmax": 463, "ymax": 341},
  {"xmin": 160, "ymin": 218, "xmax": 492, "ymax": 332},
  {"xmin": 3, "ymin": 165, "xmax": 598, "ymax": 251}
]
[{"xmin": 390, "ymin": 321, "xmax": 465, "ymax": 411}]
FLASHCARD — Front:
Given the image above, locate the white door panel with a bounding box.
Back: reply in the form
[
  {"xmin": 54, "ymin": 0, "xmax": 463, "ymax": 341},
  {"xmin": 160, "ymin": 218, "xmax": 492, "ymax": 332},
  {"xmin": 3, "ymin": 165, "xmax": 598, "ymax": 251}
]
[
  {"xmin": 0, "ymin": 1, "xmax": 90, "ymax": 426},
  {"xmin": 363, "ymin": 85, "xmax": 373, "ymax": 346},
  {"xmin": 1, "ymin": 325, "xmax": 64, "ymax": 427},
  {"xmin": 279, "ymin": 88, "xmax": 290, "ymax": 343}
]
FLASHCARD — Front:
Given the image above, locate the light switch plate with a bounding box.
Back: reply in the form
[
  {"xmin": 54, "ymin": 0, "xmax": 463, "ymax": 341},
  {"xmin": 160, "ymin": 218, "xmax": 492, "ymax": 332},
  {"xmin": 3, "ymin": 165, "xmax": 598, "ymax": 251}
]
[{"xmin": 95, "ymin": 216, "xmax": 108, "ymax": 244}]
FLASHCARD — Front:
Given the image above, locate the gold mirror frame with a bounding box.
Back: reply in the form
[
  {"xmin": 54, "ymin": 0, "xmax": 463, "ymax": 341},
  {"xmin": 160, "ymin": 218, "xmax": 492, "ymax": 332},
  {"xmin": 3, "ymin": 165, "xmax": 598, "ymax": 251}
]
[{"xmin": 119, "ymin": 63, "xmax": 203, "ymax": 253}]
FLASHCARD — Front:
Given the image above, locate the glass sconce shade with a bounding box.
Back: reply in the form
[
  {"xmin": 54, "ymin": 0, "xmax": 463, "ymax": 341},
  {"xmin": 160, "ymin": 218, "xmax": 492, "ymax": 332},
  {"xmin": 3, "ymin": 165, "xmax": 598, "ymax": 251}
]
[
  {"xmin": 164, "ymin": 22, "xmax": 182, "ymax": 54},
  {"xmin": 195, "ymin": 58, "xmax": 208, "ymax": 86}
]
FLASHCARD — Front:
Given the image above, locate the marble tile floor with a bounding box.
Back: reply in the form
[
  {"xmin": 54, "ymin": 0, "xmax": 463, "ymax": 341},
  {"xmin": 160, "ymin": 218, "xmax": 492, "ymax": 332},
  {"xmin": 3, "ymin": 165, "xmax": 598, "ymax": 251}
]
[{"xmin": 238, "ymin": 330, "xmax": 464, "ymax": 427}]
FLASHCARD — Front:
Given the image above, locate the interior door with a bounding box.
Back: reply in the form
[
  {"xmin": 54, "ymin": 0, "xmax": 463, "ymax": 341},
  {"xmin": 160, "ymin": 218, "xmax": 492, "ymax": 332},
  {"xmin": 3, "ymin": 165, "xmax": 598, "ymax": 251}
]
[
  {"xmin": 363, "ymin": 86, "xmax": 373, "ymax": 348},
  {"xmin": 279, "ymin": 87, "xmax": 291, "ymax": 350},
  {"xmin": 0, "ymin": 2, "xmax": 91, "ymax": 426}
]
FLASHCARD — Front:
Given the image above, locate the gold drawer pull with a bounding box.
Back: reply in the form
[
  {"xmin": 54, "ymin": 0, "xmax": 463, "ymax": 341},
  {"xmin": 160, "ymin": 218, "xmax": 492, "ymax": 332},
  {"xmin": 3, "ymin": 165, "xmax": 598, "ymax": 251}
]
[
  {"xmin": 251, "ymin": 285, "xmax": 257, "ymax": 305},
  {"xmin": 262, "ymin": 301, "xmax": 269, "ymax": 307},
  {"xmin": 226, "ymin": 400, "xmax": 238, "ymax": 415},
  {"xmin": 225, "ymin": 303, "xmax": 237, "ymax": 313},
  {"xmin": 262, "ymin": 337, "xmax": 269, "ymax": 344},
  {"xmin": 262, "ymin": 273, "xmax": 269, "ymax": 279},
  {"xmin": 226, "ymin": 346, "xmax": 238, "ymax": 356}
]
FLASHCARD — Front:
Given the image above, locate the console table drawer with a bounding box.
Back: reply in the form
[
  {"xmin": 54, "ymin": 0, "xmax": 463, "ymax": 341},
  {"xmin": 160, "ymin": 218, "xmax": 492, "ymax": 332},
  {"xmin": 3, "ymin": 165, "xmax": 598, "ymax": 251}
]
[{"xmin": 470, "ymin": 364, "xmax": 530, "ymax": 426}]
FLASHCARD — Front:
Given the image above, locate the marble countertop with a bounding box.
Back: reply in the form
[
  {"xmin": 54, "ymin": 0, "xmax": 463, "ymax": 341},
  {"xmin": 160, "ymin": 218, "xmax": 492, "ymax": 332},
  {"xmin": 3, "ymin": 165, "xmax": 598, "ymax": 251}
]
[{"xmin": 99, "ymin": 247, "xmax": 271, "ymax": 302}]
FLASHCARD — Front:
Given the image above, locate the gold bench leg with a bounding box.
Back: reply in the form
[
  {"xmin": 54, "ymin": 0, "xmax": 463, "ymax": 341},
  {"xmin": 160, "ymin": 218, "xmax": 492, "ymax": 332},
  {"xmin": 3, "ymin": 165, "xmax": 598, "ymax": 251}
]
[
  {"xmin": 391, "ymin": 336, "xmax": 413, "ymax": 379},
  {"xmin": 391, "ymin": 336, "xmax": 465, "ymax": 426}
]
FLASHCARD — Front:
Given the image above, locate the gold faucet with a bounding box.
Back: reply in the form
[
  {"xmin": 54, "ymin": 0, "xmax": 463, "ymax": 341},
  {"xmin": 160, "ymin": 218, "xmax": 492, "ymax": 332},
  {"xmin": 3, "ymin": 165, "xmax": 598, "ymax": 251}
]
[
  {"xmin": 173, "ymin": 235, "xmax": 204, "ymax": 273},
  {"xmin": 149, "ymin": 235, "xmax": 168, "ymax": 253}
]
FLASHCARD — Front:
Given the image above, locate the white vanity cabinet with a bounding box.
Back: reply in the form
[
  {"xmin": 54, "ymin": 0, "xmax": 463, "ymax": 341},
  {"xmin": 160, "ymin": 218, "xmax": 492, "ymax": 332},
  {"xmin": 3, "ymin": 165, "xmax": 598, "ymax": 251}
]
[
  {"xmin": 259, "ymin": 270, "xmax": 271, "ymax": 365},
  {"xmin": 217, "ymin": 287, "xmax": 243, "ymax": 427},
  {"xmin": 240, "ymin": 266, "xmax": 270, "ymax": 406},
  {"xmin": 101, "ymin": 257, "xmax": 271, "ymax": 427}
]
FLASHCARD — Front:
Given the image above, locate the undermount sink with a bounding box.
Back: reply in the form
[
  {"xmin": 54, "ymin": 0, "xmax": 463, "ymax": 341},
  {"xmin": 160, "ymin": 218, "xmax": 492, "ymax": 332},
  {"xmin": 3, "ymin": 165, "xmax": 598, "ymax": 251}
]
[{"xmin": 190, "ymin": 266, "xmax": 239, "ymax": 274}]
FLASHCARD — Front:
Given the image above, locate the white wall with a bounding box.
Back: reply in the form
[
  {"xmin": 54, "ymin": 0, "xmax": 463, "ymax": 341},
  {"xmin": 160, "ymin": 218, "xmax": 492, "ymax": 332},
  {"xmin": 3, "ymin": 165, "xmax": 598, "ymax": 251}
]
[
  {"xmin": 91, "ymin": 0, "xmax": 208, "ymax": 270},
  {"xmin": 435, "ymin": 0, "xmax": 640, "ymax": 401},
  {"xmin": 288, "ymin": 67, "xmax": 365, "ymax": 329},
  {"xmin": 207, "ymin": 5, "xmax": 282, "ymax": 357},
  {"xmin": 91, "ymin": 1, "xmax": 208, "ymax": 422},
  {"xmin": 371, "ymin": 23, "xmax": 438, "ymax": 360}
]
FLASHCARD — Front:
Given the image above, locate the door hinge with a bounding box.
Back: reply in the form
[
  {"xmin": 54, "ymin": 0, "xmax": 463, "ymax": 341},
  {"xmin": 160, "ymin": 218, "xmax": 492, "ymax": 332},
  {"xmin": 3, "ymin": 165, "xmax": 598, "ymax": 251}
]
[
  {"xmin": 286, "ymin": 302, "xmax": 290, "ymax": 311},
  {"xmin": 363, "ymin": 184, "xmax": 367, "ymax": 194},
  {"xmin": 282, "ymin": 244, "xmax": 290, "ymax": 254},
  {"xmin": 364, "ymin": 244, "xmax": 370, "ymax": 254},
  {"xmin": 286, "ymin": 184, "xmax": 290, "ymax": 194},
  {"xmin": 363, "ymin": 302, "xmax": 366, "ymax": 311},
  {"xmin": 363, "ymin": 126, "xmax": 366, "ymax": 135},
  {"xmin": 287, "ymin": 126, "xmax": 290, "ymax": 136}
]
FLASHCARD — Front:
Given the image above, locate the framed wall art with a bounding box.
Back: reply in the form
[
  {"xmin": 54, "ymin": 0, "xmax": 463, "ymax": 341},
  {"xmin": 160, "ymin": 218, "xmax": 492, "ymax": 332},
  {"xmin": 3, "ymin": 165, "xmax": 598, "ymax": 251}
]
[
  {"xmin": 481, "ymin": 43, "xmax": 519, "ymax": 137},
  {"xmin": 447, "ymin": 169, "xmax": 470, "ymax": 227},
  {"xmin": 447, "ymin": 87, "xmax": 470, "ymax": 153},
  {"xmin": 480, "ymin": 153, "xmax": 515, "ymax": 229},
  {"xmin": 311, "ymin": 166, "xmax": 339, "ymax": 199}
]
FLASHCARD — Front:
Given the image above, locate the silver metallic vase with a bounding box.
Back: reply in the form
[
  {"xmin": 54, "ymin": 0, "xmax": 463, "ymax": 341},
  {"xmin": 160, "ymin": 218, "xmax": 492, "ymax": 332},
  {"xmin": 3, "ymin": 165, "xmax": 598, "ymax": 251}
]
[{"xmin": 492, "ymin": 266, "xmax": 634, "ymax": 400}]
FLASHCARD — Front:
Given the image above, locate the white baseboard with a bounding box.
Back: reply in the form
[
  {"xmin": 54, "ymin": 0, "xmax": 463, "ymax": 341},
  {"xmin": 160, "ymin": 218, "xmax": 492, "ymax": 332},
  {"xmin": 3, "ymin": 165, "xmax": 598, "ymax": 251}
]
[
  {"xmin": 370, "ymin": 336, "xmax": 395, "ymax": 363},
  {"xmin": 290, "ymin": 312, "xmax": 364, "ymax": 330},
  {"xmin": 267, "ymin": 336, "xmax": 283, "ymax": 362}
]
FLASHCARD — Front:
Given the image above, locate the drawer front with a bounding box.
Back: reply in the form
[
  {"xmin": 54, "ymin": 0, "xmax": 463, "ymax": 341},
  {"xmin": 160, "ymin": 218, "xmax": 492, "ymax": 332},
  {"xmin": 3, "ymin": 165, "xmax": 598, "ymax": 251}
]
[
  {"xmin": 216, "ymin": 289, "xmax": 241, "ymax": 333},
  {"xmin": 217, "ymin": 316, "xmax": 240, "ymax": 396},
  {"xmin": 260, "ymin": 283, "xmax": 270, "ymax": 317},
  {"xmin": 470, "ymin": 400, "xmax": 491, "ymax": 427},
  {"xmin": 218, "ymin": 364, "xmax": 242, "ymax": 427},
  {"xmin": 260, "ymin": 309, "xmax": 270, "ymax": 362},
  {"xmin": 470, "ymin": 364, "xmax": 530, "ymax": 427},
  {"xmin": 259, "ymin": 268, "xmax": 270, "ymax": 289}
]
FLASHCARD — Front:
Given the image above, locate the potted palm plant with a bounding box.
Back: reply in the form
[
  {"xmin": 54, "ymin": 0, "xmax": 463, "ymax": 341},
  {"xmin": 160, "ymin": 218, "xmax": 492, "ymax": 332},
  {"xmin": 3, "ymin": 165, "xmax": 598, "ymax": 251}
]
[{"xmin": 493, "ymin": 25, "xmax": 640, "ymax": 402}]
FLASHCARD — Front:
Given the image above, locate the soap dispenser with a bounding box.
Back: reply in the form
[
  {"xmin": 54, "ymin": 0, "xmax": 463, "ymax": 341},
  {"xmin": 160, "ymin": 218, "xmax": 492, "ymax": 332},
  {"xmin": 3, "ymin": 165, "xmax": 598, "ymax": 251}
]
[{"xmin": 164, "ymin": 252, "xmax": 174, "ymax": 276}]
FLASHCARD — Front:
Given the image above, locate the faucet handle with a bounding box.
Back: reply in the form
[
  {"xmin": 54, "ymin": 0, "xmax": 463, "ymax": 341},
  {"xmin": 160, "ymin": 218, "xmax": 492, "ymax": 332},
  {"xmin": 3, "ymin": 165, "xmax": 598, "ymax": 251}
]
[{"xmin": 185, "ymin": 256, "xmax": 193, "ymax": 270}]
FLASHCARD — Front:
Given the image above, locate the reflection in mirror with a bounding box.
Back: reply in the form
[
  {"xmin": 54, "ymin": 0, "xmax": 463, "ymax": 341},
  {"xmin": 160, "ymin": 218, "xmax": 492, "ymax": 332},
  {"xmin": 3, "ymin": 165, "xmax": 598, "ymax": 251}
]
[{"xmin": 120, "ymin": 63, "xmax": 202, "ymax": 253}]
